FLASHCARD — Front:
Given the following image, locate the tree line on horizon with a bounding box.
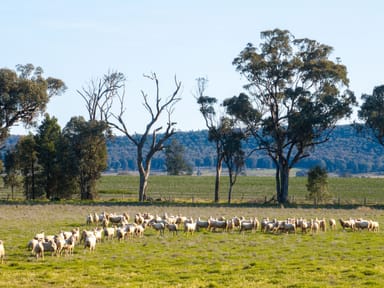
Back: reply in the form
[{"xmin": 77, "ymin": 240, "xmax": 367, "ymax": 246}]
[
  {"xmin": 1, "ymin": 29, "xmax": 384, "ymax": 204},
  {"xmin": 104, "ymin": 125, "xmax": 384, "ymax": 176}
]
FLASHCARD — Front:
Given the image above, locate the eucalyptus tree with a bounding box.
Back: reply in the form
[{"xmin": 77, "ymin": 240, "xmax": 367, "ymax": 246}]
[
  {"xmin": 16, "ymin": 134, "xmax": 41, "ymax": 199},
  {"xmin": 164, "ymin": 139, "xmax": 192, "ymax": 175},
  {"xmin": 225, "ymin": 29, "xmax": 356, "ymax": 204},
  {"xmin": 357, "ymin": 85, "xmax": 384, "ymax": 145},
  {"xmin": 195, "ymin": 77, "xmax": 224, "ymax": 202},
  {"xmin": 62, "ymin": 116, "xmax": 108, "ymax": 200},
  {"xmin": 2, "ymin": 149, "xmax": 20, "ymax": 199},
  {"xmin": 0, "ymin": 64, "xmax": 66, "ymax": 145},
  {"xmin": 34, "ymin": 114, "xmax": 62, "ymax": 200},
  {"xmin": 219, "ymin": 117, "xmax": 246, "ymax": 204}
]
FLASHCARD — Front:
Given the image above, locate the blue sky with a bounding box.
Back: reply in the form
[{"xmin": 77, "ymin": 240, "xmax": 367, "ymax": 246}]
[{"xmin": 1, "ymin": 0, "xmax": 383, "ymax": 134}]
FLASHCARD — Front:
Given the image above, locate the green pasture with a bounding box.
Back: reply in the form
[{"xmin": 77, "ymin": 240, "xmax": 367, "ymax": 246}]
[
  {"xmin": 0, "ymin": 204, "xmax": 383, "ymax": 287},
  {"xmin": 97, "ymin": 174, "xmax": 384, "ymax": 206}
]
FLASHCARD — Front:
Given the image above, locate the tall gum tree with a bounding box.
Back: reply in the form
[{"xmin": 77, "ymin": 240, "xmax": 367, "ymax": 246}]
[
  {"xmin": 357, "ymin": 85, "xmax": 384, "ymax": 145},
  {"xmin": 195, "ymin": 77, "xmax": 224, "ymax": 202},
  {"xmin": 225, "ymin": 29, "xmax": 356, "ymax": 204},
  {"xmin": 0, "ymin": 64, "xmax": 66, "ymax": 145}
]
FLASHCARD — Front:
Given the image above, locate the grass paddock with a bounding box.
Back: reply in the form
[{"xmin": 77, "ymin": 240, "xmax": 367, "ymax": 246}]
[{"xmin": 0, "ymin": 203, "xmax": 383, "ymax": 287}]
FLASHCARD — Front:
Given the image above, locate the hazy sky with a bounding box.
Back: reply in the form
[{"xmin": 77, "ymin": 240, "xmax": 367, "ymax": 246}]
[{"xmin": 1, "ymin": 0, "xmax": 383, "ymax": 134}]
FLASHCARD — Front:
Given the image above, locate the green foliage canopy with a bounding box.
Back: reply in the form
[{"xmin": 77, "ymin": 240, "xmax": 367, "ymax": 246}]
[
  {"xmin": 226, "ymin": 28, "xmax": 356, "ymax": 203},
  {"xmin": 0, "ymin": 64, "xmax": 66, "ymax": 144},
  {"xmin": 358, "ymin": 85, "xmax": 384, "ymax": 145}
]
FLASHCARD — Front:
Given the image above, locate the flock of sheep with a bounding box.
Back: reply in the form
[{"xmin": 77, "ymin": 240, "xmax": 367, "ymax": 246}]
[{"xmin": 0, "ymin": 211, "xmax": 380, "ymax": 263}]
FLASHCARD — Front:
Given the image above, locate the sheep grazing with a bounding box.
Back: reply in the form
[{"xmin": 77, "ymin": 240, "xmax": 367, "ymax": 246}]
[
  {"xmin": 86, "ymin": 213, "xmax": 94, "ymax": 225},
  {"xmin": 42, "ymin": 240, "xmax": 57, "ymax": 256},
  {"xmin": 116, "ymin": 227, "xmax": 128, "ymax": 241},
  {"xmin": 239, "ymin": 220, "xmax": 254, "ymax": 233},
  {"xmin": 93, "ymin": 227, "xmax": 103, "ymax": 243},
  {"xmin": 318, "ymin": 218, "xmax": 327, "ymax": 232},
  {"xmin": 84, "ymin": 234, "xmax": 97, "ymax": 252},
  {"xmin": 62, "ymin": 235, "xmax": 75, "ymax": 256},
  {"xmin": 149, "ymin": 221, "xmax": 165, "ymax": 236},
  {"xmin": 207, "ymin": 218, "xmax": 227, "ymax": 232},
  {"xmin": 165, "ymin": 222, "xmax": 178, "ymax": 235},
  {"xmin": 27, "ymin": 238, "xmax": 39, "ymax": 252},
  {"xmin": 103, "ymin": 226, "xmax": 116, "ymax": 240},
  {"xmin": 339, "ymin": 218, "xmax": 355, "ymax": 231},
  {"xmin": 329, "ymin": 219, "xmax": 337, "ymax": 231},
  {"xmin": 80, "ymin": 230, "xmax": 94, "ymax": 244},
  {"xmin": 107, "ymin": 213, "xmax": 129, "ymax": 226},
  {"xmin": 196, "ymin": 217, "xmax": 209, "ymax": 231},
  {"xmin": 135, "ymin": 224, "xmax": 145, "ymax": 238},
  {"xmin": 33, "ymin": 239, "xmax": 44, "ymax": 259},
  {"xmin": 34, "ymin": 231, "xmax": 45, "ymax": 241},
  {"xmin": 354, "ymin": 219, "xmax": 370, "ymax": 231},
  {"xmin": 184, "ymin": 219, "xmax": 197, "ymax": 235},
  {"xmin": 369, "ymin": 220, "xmax": 379, "ymax": 232},
  {"xmin": 134, "ymin": 213, "xmax": 145, "ymax": 225},
  {"xmin": 54, "ymin": 235, "xmax": 66, "ymax": 256},
  {"xmin": 0, "ymin": 240, "xmax": 5, "ymax": 264},
  {"xmin": 311, "ymin": 219, "xmax": 320, "ymax": 234},
  {"xmin": 123, "ymin": 223, "xmax": 137, "ymax": 240}
]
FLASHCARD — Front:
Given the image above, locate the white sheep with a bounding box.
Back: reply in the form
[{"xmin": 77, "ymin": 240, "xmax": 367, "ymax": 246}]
[
  {"xmin": 27, "ymin": 238, "xmax": 38, "ymax": 252},
  {"xmin": 207, "ymin": 218, "xmax": 227, "ymax": 232},
  {"xmin": 339, "ymin": 218, "xmax": 355, "ymax": 231},
  {"xmin": 369, "ymin": 220, "xmax": 379, "ymax": 232},
  {"xmin": 103, "ymin": 226, "xmax": 116, "ymax": 240},
  {"xmin": 80, "ymin": 230, "xmax": 94, "ymax": 244},
  {"xmin": 34, "ymin": 231, "xmax": 45, "ymax": 241},
  {"xmin": 196, "ymin": 217, "xmax": 209, "ymax": 231},
  {"xmin": 33, "ymin": 239, "xmax": 44, "ymax": 259},
  {"xmin": 165, "ymin": 222, "xmax": 178, "ymax": 235},
  {"xmin": 86, "ymin": 213, "xmax": 94, "ymax": 225},
  {"xmin": 42, "ymin": 239, "xmax": 57, "ymax": 256},
  {"xmin": 0, "ymin": 240, "xmax": 5, "ymax": 264},
  {"xmin": 93, "ymin": 227, "xmax": 103, "ymax": 243},
  {"xmin": 329, "ymin": 218, "xmax": 336, "ymax": 230},
  {"xmin": 116, "ymin": 227, "xmax": 127, "ymax": 241},
  {"xmin": 54, "ymin": 235, "xmax": 66, "ymax": 256},
  {"xmin": 123, "ymin": 223, "xmax": 137, "ymax": 239},
  {"xmin": 72, "ymin": 228, "xmax": 80, "ymax": 244},
  {"xmin": 239, "ymin": 218, "xmax": 258, "ymax": 233},
  {"xmin": 311, "ymin": 219, "xmax": 320, "ymax": 234},
  {"xmin": 135, "ymin": 224, "xmax": 145, "ymax": 238},
  {"xmin": 62, "ymin": 235, "xmax": 75, "ymax": 256},
  {"xmin": 84, "ymin": 234, "xmax": 96, "ymax": 252},
  {"xmin": 355, "ymin": 219, "xmax": 370, "ymax": 230},
  {"xmin": 149, "ymin": 221, "xmax": 165, "ymax": 236},
  {"xmin": 184, "ymin": 219, "xmax": 197, "ymax": 235}
]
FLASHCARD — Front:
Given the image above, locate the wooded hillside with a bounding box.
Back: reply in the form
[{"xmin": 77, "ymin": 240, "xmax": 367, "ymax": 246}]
[{"xmin": 105, "ymin": 125, "xmax": 384, "ymax": 175}]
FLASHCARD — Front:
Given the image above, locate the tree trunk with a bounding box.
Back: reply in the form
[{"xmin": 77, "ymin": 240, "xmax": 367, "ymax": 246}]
[
  {"xmin": 227, "ymin": 166, "xmax": 236, "ymax": 204},
  {"xmin": 214, "ymin": 158, "xmax": 222, "ymax": 203},
  {"xmin": 275, "ymin": 165, "xmax": 280, "ymax": 203},
  {"xmin": 138, "ymin": 170, "xmax": 149, "ymax": 202},
  {"xmin": 277, "ymin": 162, "xmax": 289, "ymax": 204}
]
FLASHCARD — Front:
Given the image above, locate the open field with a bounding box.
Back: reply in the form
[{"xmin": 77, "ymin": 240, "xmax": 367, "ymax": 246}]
[
  {"xmin": 96, "ymin": 174, "xmax": 384, "ymax": 206},
  {"xmin": 0, "ymin": 203, "xmax": 383, "ymax": 287}
]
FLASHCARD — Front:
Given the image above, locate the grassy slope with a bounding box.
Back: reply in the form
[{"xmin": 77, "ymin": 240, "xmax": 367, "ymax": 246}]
[{"xmin": 0, "ymin": 204, "xmax": 383, "ymax": 287}]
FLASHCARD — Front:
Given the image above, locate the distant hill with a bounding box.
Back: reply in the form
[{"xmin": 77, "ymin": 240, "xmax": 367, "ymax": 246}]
[
  {"xmin": 5, "ymin": 125, "xmax": 384, "ymax": 175},
  {"xmin": 106, "ymin": 125, "xmax": 384, "ymax": 175}
]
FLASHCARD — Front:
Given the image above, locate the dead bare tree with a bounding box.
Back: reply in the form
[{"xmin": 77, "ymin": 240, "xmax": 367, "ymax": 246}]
[
  {"xmin": 106, "ymin": 72, "xmax": 182, "ymax": 202},
  {"xmin": 77, "ymin": 71, "xmax": 125, "ymax": 121}
]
